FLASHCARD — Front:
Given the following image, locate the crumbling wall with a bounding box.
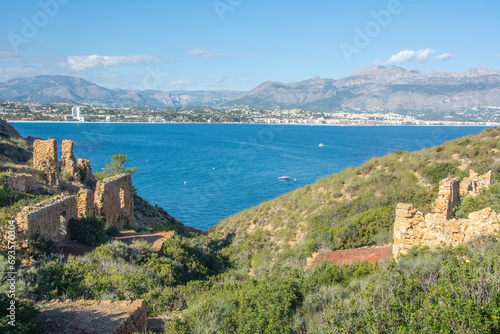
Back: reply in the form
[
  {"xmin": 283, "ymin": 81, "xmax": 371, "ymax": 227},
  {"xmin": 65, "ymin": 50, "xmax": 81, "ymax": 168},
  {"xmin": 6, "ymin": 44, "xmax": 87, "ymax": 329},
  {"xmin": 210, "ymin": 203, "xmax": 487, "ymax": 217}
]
[
  {"xmin": 460, "ymin": 170, "xmax": 493, "ymax": 197},
  {"xmin": 16, "ymin": 195, "xmax": 78, "ymax": 244},
  {"xmin": 77, "ymin": 188, "xmax": 94, "ymax": 218},
  {"xmin": 7, "ymin": 173, "xmax": 37, "ymax": 192},
  {"xmin": 33, "ymin": 139, "xmax": 59, "ymax": 187},
  {"xmin": 393, "ymin": 170, "xmax": 498, "ymax": 258},
  {"xmin": 77, "ymin": 158, "xmax": 96, "ymax": 185},
  {"xmin": 35, "ymin": 299, "xmax": 147, "ymax": 334},
  {"xmin": 61, "ymin": 140, "xmax": 77, "ymax": 177},
  {"xmin": 94, "ymin": 174, "xmax": 135, "ymax": 228},
  {"xmin": 431, "ymin": 177, "xmax": 460, "ymax": 220}
]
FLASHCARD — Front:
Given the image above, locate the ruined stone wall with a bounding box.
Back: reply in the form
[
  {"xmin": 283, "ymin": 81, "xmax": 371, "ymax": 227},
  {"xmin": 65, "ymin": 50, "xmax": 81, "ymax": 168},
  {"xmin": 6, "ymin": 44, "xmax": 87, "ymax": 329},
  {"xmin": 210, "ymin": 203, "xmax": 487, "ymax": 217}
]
[
  {"xmin": 77, "ymin": 188, "xmax": 94, "ymax": 218},
  {"xmin": 7, "ymin": 173, "xmax": 37, "ymax": 192},
  {"xmin": 35, "ymin": 299, "xmax": 146, "ymax": 334},
  {"xmin": 94, "ymin": 174, "xmax": 135, "ymax": 228},
  {"xmin": 33, "ymin": 139, "xmax": 59, "ymax": 187},
  {"xmin": 460, "ymin": 170, "xmax": 493, "ymax": 197},
  {"xmin": 61, "ymin": 140, "xmax": 77, "ymax": 177},
  {"xmin": 77, "ymin": 158, "xmax": 96, "ymax": 185},
  {"xmin": 16, "ymin": 194, "xmax": 78, "ymax": 244},
  {"xmin": 431, "ymin": 177, "xmax": 460, "ymax": 220},
  {"xmin": 393, "ymin": 170, "xmax": 498, "ymax": 258}
]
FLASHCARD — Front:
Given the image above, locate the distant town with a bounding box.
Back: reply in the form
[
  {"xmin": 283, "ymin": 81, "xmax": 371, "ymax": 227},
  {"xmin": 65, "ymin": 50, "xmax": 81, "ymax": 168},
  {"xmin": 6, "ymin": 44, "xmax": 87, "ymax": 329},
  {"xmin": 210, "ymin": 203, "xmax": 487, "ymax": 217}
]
[{"xmin": 1, "ymin": 101, "xmax": 499, "ymax": 127}]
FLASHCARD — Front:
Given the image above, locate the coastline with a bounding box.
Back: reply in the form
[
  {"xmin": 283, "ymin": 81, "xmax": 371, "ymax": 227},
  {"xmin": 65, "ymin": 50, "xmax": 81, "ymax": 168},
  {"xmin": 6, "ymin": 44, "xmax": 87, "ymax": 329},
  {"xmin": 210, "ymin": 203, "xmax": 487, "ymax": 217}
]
[{"xmin": 6, "ymin": 120, "xmax": 498, "ymax": 127}]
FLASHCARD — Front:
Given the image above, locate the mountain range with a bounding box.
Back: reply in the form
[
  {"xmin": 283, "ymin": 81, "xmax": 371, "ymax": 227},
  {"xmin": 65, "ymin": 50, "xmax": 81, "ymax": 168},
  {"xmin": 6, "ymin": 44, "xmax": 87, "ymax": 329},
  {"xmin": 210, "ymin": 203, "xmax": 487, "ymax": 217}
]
[{"xmin": 1, "ymin": 66, "xmax": 500, "ymax": 114}]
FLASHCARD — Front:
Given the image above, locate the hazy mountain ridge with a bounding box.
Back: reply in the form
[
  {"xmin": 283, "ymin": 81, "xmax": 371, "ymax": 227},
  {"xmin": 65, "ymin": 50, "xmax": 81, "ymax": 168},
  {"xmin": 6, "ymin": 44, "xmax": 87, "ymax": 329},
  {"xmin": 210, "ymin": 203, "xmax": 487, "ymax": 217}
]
[
  {"xmin": 224, "ymin": 66, "xmax": 500, "ymax": 113},
  {"xmin": 0, "ymin": 75, "xmax": 245, "ymax": 108},
  {"xmin": 1, "ymin": 66, "xmax": 500, "ymax": 114}
]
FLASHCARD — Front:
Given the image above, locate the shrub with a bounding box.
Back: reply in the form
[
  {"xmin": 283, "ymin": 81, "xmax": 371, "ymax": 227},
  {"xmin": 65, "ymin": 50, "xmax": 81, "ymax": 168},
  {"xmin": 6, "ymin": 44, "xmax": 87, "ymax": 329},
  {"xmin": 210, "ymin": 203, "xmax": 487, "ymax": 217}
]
[
  {"xmin": 28, "ymin": 234, "xmax": 55, "ymax": 259},
  {"xmin": 422, "ymin": 162, "xmax": 463, "ymax": 184},
  {"xmin": 68, "ymin": 217, "xmax": 106, "ymax": 246},
  {"xmin": 105, "ymin": 226, "xmax": 120, "ymax": 237},
  {"xmin": 0, "ymin": 294, "xmax": 41, "ymax": 334}
]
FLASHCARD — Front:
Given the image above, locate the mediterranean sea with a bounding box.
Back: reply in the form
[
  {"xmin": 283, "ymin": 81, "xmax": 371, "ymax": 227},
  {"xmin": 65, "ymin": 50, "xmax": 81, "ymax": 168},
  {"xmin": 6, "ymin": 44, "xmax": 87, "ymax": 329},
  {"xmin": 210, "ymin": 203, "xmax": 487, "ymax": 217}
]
[{"xmin": 11, "ymin": 123, "xmax": 488, "ymax": 231}]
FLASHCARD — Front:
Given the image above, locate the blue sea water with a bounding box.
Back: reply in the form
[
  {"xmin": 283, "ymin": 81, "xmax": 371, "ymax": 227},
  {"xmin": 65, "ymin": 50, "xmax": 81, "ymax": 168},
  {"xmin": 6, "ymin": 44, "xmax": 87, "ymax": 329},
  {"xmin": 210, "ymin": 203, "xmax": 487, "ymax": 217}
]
[{"xmin": 11, "ymin": 123, "xmax": 488, "ymax": 231}]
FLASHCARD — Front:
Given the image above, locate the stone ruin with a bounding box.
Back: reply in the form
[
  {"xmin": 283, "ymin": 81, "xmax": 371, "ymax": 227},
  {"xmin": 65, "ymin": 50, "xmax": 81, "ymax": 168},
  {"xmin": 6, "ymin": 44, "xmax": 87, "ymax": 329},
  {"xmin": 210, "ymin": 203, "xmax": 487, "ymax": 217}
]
[
  {"xmin": 16, "ymin": 194, "xmax": 78, "ymax": 245},
  {"xmin": 35, "ymin": 299, "xmax": 146, "ymax": 334},
  {"xmin": 61, "ymin": 139, "xmax": 78, "ymax": 176},
  {"xmin": 94, "ymin": 174, "xmax": 135, "ymax": 229},
  {"xmin": 7, "ymin": 173, "xmax": 37, "ymax": 192},
  {"xmin": 13, "ymin": 139, "xmax": 135, "ymax": 246},
  {"xmin": 393, "ymin": 170, "xmax": 499, "ymax": 258},
  {"xmin": 33, "ymin": 139, "xmax": 59, "ymax": 187}
]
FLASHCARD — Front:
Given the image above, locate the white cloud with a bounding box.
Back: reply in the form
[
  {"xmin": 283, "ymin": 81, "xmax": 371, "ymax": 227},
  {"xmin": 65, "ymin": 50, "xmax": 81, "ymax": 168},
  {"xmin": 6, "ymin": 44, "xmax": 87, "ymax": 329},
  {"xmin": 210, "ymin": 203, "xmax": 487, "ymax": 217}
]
[
  {"xmin": 67, "ymin": 55, "xmax": 163, "ymax": 71},
  {"xmin": 386, "ymin": 48, "xmax": 436, "ymax": 64},
  {"xmin": 242, "ymin": 51, "xmax": 267, "ymax": 57},
  {"xmin": 435, "ymin": 53, "xmax": 456, "ymax": 61},
  {"xmin": 170, "ymin": 80, "xmax": 196, "ymax": 89},
  {"xmin": 185, "ymin": 48, "xmax": 230, "ymax": 58}
]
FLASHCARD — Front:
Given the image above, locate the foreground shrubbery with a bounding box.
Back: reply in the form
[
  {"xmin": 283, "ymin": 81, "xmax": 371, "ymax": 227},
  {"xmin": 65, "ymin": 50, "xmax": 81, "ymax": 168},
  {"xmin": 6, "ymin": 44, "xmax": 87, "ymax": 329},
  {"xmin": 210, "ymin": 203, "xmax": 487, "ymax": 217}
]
[
  {"xmin": 166, "ymin": 235, "xmax": 500, "ymax": 333},
  {"xmin": 15, "ymin": 237, "xmax": 229, "ymax": 316}
]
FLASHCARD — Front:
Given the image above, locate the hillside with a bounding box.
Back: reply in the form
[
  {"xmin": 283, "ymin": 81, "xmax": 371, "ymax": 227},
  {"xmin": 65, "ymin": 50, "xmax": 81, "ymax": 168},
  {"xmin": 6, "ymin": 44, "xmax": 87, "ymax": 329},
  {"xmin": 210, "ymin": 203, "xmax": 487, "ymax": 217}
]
[
  {"xmin": 2, "ymin": 67, "xmax": 500, "ymax": 119},
  {"xmin": 0, "ymin": 75, "xmax": 244, "ymax": 108},
  {"xmin": 1, "ymin": 125, "xmax": 500, "ymax": 333},
  {"xmin": 224, "ymin": 66, "xmax": 500, "ymax": 118},
  {"xmin": 207, "ymin": 127, "xmax": 500, "ymax": 276}
]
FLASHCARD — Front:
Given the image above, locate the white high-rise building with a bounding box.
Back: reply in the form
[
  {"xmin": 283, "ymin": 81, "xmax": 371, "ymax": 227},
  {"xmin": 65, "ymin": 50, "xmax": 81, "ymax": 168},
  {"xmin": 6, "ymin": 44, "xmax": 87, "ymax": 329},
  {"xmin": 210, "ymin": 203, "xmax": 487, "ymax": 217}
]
[{"xmin": 72, "ymin": 106, "xmax": 81, "ymax": 119}]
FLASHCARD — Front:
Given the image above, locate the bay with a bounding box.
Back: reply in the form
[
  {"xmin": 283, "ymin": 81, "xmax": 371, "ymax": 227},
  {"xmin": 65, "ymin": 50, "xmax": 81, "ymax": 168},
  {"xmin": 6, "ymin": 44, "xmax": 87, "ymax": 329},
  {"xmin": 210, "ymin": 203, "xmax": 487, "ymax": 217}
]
[{"xmin": 11, "ymin": 123, "xmax": 488, "ymax": 231}]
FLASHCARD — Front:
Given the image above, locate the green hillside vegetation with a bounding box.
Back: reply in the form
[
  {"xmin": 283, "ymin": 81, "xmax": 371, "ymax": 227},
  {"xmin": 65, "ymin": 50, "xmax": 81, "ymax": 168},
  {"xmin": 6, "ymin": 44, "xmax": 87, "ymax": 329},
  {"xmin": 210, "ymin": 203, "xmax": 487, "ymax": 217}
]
[
  {"xmin": 2, "ymin": 126, "xmax": 500, "ymax": 333},
  {"xmin": 207, "ymin": 127, "xmax": 500, "ymax": 277}
]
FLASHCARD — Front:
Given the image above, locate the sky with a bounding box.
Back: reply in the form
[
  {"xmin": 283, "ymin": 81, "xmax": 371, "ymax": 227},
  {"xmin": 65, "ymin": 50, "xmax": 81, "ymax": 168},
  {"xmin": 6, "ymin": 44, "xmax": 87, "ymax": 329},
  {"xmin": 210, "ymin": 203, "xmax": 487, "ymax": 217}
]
[{"xmin": 0, "ymin": 0, "xmax": 499, "ymax": 91}]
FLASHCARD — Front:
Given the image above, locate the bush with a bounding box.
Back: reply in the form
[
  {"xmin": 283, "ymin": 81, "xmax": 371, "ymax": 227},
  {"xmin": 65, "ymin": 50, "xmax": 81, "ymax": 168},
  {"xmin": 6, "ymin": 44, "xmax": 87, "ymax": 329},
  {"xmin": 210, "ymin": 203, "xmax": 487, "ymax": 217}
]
[
  {"xmin": 28, "ymin": 234, "xmax": 54, "ymax": 259},
  {"xmin": 422, "ymin": 162, "xmax": 463, "ymax": 184},
  {"xmin": 105, "ymin": 226, "xmax": 120, "ymax": 237},
  {"xmin": 0, "ymin": 294, "xmax": 41, "ymax": 334},
  {"xmin": 455, "ymin": 185, "xmax": 500, "ymax": 219},
  {"xmin": 68, "ymin": 217, "xmax": 106, "ymax": 246}
]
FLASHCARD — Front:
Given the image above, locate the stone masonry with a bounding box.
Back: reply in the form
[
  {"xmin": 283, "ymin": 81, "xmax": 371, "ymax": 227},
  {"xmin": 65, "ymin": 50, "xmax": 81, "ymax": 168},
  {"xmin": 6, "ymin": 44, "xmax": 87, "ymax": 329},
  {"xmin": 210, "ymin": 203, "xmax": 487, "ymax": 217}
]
[
  {"xmin": 77, "ymin": 188, "xmax": 94, "ymax": 218},
  {"xmin": 16, "ymin": 194, "xmax": 78, "ymax": 244},
  {"xmin": 94, "ymin": 174, "xmax": 135, "ymax": 229},
  {"xmin": 393, "ymin": 170, "xmax": 499, "ymax": 258},
  {"xmin": 460, "ymin": 170, "xmax": 492, "ymax": 198},
  {"xmin": 7, "ymin": 173, "xmax": 37, "ymax": 192},
  {"xmin": 35, "ymin": 299, "xmax": 147, "ymax": 334},
  {"xmin": 61, "ymin": 140, "xmax": 78, "ymax": 177},
  {"xmin": 14, "ymin": 139, "xmax": 136, "ymax": 248},
  {"xmin": 33, "ymin": 139, "xmax": 59, "ymax": 187},
  {"xmin": 77, "ymin": 158, "xmax": 96, "ymax": 185}
]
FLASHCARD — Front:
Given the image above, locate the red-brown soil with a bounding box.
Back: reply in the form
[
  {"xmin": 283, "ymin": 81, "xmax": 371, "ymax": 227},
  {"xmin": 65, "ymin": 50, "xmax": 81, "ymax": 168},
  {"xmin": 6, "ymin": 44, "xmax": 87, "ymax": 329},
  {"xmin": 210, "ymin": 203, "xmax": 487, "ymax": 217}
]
[{"xmin": 307, "ymin": 245, "xmax": 392, "ymax": 268}]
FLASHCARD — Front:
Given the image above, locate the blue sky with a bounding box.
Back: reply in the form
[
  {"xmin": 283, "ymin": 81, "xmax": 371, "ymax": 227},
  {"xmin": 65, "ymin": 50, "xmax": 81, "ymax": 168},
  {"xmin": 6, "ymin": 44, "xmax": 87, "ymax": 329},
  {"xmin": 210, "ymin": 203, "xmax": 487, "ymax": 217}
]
[{"xmin": 0, "ymin": 0, "xmax": 498, "ymax": 91}]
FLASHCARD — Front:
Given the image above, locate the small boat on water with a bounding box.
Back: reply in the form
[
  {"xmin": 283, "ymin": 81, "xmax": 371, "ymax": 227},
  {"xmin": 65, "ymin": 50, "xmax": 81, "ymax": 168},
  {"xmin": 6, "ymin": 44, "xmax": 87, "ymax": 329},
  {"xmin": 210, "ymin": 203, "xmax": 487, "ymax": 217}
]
[
  {"xmin": 318, "ymin": 143, "xmax": 325, "ymax": 147},
  {"xmin": 278, "ymin": 176, "xmax": 290, "ymax": 181}
]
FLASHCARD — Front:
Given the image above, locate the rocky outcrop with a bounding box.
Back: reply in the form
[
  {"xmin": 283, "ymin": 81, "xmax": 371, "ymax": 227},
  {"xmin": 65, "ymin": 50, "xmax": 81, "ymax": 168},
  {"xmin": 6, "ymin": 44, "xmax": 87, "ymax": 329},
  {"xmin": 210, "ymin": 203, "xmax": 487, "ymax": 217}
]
[
  {"xmin": 16, "ymin": 194, "xmax": 78, "ymax": 244},
  {"xmin": 393, "ymin": 170, "xmax": 498, "ymax": 258},
  {"xmin": 95, "ymin": 174, "xmax": 135, "ymax": 229},
  {"xmin": 0, "ymin": 119, "xmax": 22, "ymax": 139},
  {"xmin": 61, "ymin": 140, "xmax": 77, "ymax": 177},
  {"xmin": 33, "ymin": 139, "xmax": 59, "ymax": 188}
]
